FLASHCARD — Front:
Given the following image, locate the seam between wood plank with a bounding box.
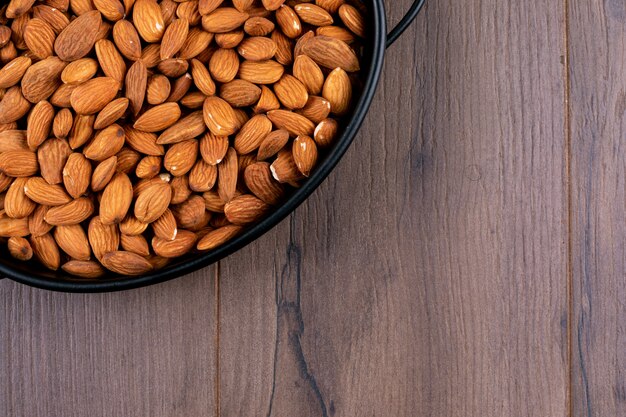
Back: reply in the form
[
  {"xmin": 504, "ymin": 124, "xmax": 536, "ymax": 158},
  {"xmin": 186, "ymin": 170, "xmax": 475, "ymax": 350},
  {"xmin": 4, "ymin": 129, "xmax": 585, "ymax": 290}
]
[
  {"xmin": 215, "ymin": 261, "xmax": 221, "ymax": 417},
  {"xmin": 563, "ymin": 0, "xmax": 573, "ymax": 415}
]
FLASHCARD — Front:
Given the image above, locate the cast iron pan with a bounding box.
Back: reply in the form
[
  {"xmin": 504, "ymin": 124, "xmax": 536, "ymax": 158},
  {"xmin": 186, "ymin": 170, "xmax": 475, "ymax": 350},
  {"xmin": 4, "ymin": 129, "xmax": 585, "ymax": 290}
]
[{"xmin": 0, "ymin": 0, "xmax": 426, "ymax": 292}]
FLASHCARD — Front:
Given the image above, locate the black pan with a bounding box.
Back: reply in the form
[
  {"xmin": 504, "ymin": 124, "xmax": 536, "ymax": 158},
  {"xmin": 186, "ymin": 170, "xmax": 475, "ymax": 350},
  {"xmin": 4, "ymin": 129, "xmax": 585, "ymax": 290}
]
[{"xmin": 0, "ymin": 0, "xmax": 426, "ymax": 292}]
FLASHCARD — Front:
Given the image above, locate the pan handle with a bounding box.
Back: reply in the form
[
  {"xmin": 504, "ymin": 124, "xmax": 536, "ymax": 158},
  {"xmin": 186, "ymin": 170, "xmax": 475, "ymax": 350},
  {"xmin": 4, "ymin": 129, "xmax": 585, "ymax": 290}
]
[{"xmin": 386, "ymin": 0, "xmax": 426, "ymax": 48}]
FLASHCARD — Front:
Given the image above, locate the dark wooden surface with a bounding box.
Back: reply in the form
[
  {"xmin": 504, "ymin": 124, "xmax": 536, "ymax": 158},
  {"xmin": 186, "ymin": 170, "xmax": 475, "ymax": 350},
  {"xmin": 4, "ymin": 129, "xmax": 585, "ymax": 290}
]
[{"xmin": 1, "ymin": 0, "xmax": 624, "ymax": 416}]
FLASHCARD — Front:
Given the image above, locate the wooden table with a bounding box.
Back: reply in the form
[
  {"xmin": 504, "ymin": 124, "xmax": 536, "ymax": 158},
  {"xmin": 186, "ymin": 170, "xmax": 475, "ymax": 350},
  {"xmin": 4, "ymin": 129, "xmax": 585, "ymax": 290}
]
[{"xmin": 2, "ymin": 0, "xmax": 625, "ymax": 415}]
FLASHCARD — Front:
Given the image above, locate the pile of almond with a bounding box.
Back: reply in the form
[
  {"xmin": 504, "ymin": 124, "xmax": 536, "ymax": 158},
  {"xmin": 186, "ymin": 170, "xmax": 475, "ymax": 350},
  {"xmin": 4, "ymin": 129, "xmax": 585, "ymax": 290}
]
[{"xmin": 0, "ymin": 0, "xmax": 364, "ymax": 277}]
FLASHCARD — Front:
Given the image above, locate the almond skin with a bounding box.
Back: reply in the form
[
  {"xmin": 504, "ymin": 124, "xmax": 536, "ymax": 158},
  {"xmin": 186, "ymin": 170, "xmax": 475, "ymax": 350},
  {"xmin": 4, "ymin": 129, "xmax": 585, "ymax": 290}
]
[
  {"xmin": 196, "ymin": 224, "xmax": 241, "ymax": 251},
  {"xmin": 274, "ymin": 74, "xmax": 309, "ymax": 109},
  {"xmin": 237, "ymin": 36, "xmax": 276, "ymax": 61},
  {"xmin": 294, "ymin": 4, "xmax": 334, "ymax": 27},
  {"xmin": 30, "ymin": 233, "xmax": 61, "ymax": 270},
  {"xmin": 125, "ymin": 59, "xmax": 147, "ymax": 115},
  {"xmin": 24, "ymin": 18, "xmax": 56, "ymax": 59},
  {"xmin": 0, "ymin": 149, "xmax": 39, "ymax": 177},
  {"xmin": 54, "ymin": 10, "xmax": 101, "ymax": 61},
  {"xmin": 5, "ymin": 177, "xmax": 37, "ymax": 219},
  {"xmin": 188, "ymin": 159, "xmax": 217, "ymax": 192},
  {"xmin": 54, "ymin": 224, "xmax": 91, "ymax": 260},
  {"xmin": 133, "ymin": 102, "xmax": 181, "ymax": 132},
  {"xmin": 134, "ymin": 181, "xmax": 172, "ymax": 223},
  {"xmin": 62, "ymin": 260, "xmax": 106, "ymax": 278},
  {"xmin": 163, "ymin": 139, "xmax": 198, "ymax": 176},
  {"xmin": 69, "ymin": 114, "xmax": 95, "ymax": 149},
  {"xmin": 125, "ymin": 126, "xmax": 165, "ymax": 155},
  {"xmin": 224, "ymin": 194, "xmax": 269, "ymax": 225},
  {"xmin": 101, "ymin": 250, "xmax": 153, "ymax": 275},
  {"xmin": 199, "ymin": 131, "xmax": 228, "ymax": 165},
  {"xmin": 120, "ymin": 233, "xmax": 150, "ymax": 256},
  {"xmin": 293, "ymin": 55, "xmax": 324, "ymax": 95},
  {"xmin": 157, "ymin": 110, "xmax": 205, "ymax": 145},
  {"xmin": 152, "ymin": 229, "xmax": 196, "ymax": 257},
  {"xmin": 152, "ymin": 208, "xmax": 177, "ymax": 240},
  {"xmin": 95, "ymin": 39, "xmax": 126, "ymax": 85},
  {"xmin": 133, "ymin": 0, "xmax": 165, "ymax": 43},
  {"xmin": 28, "ymin": 204, "xmax": 52, "ymax": 237},
  {"xmin": 70, "ymin": 77, "xmax": 120, "ymax": 114},
  {"xmin": 292, "ymin": 135, "xmax": 318, "ymax": 177},
  {"xmin": 0, "ymin": 85, "xmax": 32, "ymax": 123},
  {"xmin": 234, "ymin": 114, "xmax": 272, "ymax": 154},
  {"xmin": 301, "ymin": 34, "xmax": 359, "ymax": 72},
  {"xmin": 24, "ymin": 176, "xmax": 72, "ymax": 205},
  {"xmin": 208, "ymin": 47, "xmax": 239, "ymax": 83},
  {"xmin": 201, "ymin": 7, "xmax": 248, "ymax": 33},
  {"xmin": 160, "ymin": 18, "xmax": 188, "ymax": 59},
  {"xmin": 297, "ymin": 95, "xmax": 331, "ymax": 123},
  {"xmin": 267, "ymin": 109, "xmax": 315, "ymax": 136},
  {"xmin": 8, "ymin": 236, "xmax": 33, "ymax": 260},
  {"xmin": 94, "ymin": 97, "xmax": 130, "ymax": 130},
  {"xmin": 99, "ymin": 172, "xmax": 133, "ymax": 224},
  {"xmin": 38, "ymin": 138, "xmax": 71, "ymax": 184},
  {"xmin": 120, "ymin": 214, "xmax": 149, "ymax": 236},
  {"xmin": 26, "ymin": 100, "xmax": 54, "ymax": 149},
  {"xmin": 219, "ymin": 79, "xmax": 260, "ymax": 107},
  {"xmin": 244, "ymin": 162, "xmax": 285, "ymax": 205},
  {"xmin": 146, "ymin": 74, "xmax": 171, "ymax": 104},
  {"xmin": 83, "ymin": 123, "xmax": 125, "ymax": 161},
  {"xmin": 203, "ymin": 96, "xmax": 240, "ymax": 136},
  {"xmin": 217, "ymin": 147, "xmax": 237, "ymax": 202},
  {"xmin": 322, "ymin": 67, "xmax": 352, "ymax": 115},
  {"xmin": 238, "ymin": 60, "xmax": 284, "ymax": 84},
  {"xmin": 91, "ymin": 155, "xmax": 117, "ymax": 191},
  {"xmin": 257, "ymin": 128, "xmax": 289, "ymax": 161},
  {"xmin": 88, "ymin": 215, "xmax": 120, "ymax": 260},
  {"xmin": 44, "ymin": 196, "xmax": 94, "ymax": 225},
  {"xmin": 0, "ymin": 216, "xmax": 31, "ymax": 237},
  {"xmin": 0, "ymin": 56, "xmax": 32, "ymax": 88},
  {"xmin": 63, "ymin": 152, "xmax": 92, "ymax": 198}
]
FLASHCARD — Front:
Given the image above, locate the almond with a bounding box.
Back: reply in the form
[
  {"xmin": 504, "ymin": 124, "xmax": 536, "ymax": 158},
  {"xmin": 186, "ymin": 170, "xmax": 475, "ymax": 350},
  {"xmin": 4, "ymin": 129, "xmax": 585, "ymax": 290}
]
[
  {"xmin": 297, "ymin": 95, "xmax": 331, "ymax": 123},
  {"xmin": 234, "ymin": 114, "xmax": 272, "ymax": 154},
  {"xmin": 270, "ymin": 146, "xmax": 304, "ymax": 183},
  {"xmin": 0, "ymin": 86, "xmax": 31, "ymax": 123},
  {"xmin": 133, "ymin": 102, "xmax": 181, "ymax": 132},
  {"xmin": 94, "ymin": 97, "xmax": 129, "ymax": 129},
  {"xmin": 54, "ymin": 10, "xmax": 101, "ymax": 61},
  {"xmin": 0, "ymin": 129, "xmax": 28, "ymax": 152},
  {"xmin": 180, "ymin": 90, "xmax": 207, "ymax": 109},
  {"xmin": 295, "ymin": 4, "xmax": 333, "ymax": 27},
  {"xmin": 300, "ymin": 35, "xmax": 359, "ymax": 72},
  {"xmin": 275, "ymin": 5, "xmax": 301, "ymax": 38},
  {"xmin": 91, "ymin": 155, "xmax": 117, "ymax": 191},
  {"xmin": 157, "ymin": 57, "xmax": 188, "ymax": 77},
  {"xmin": 26, "ymin": 100, "xmax": 54, "ymax": 149},
  {"xmin": 6, "ymin": 0, "xmax": 37, "ymax": 18},
  {"xmin": 24, "ymin": 18, "xmax": 56, "ymax": 59},
  {"xmin": 253, "ymin": 85, "xmax": 280, "ymax": 113},
  {"xmin": 101, "ymin": 250, "xmax": 152, "ymax": 275},
  {"xmin": 171, "ymin": 194, "xmax": 208, "ymax": 229},
  {"xmin": 152, "ymin": 207, "xmax": 177, "ymax": 240},
  {"xmin": 21, "ymin": 56, "xmax": 66, "ymax": 103},
  {"xmin": 202, "ymin": 189, "xmax": 224, "ymax": 212},
  {"xmin": 178, "ymin": 26, "xmax": 213, "ymax": 59},
  {"xmin": 99, "ymin": 172, "xmax": 132, "ymax": 224},
  {"xmin": 293, "ymin": 55, "xmax": 324, "ymax": 95},
  {"xmin": 24, "ymin": 176, "xmax": 72, "ymax": 205},
  {"xmin": 244, "ymin": 162, "xmax": 284, "ymax": 205},
  {"xmin": 44, "ymin": 196, "xmax": 94, "ymax": 225},
  {"xmin": 257, "ymin": 128, "xmax": 289, "ymax": 160},
  {"xmin": 338, "ymin": 4, "xmax": 364, "ymax": 38},
  {"xmin": 95, "ymin": 39, "xmax": 126, "ymax": 85},
  {"xmin": 160, "ymin": 0, "xmax": 176, "ymax": 25},
  {"xmin": 208, "ymin": 47, "xmax": 240, "ymax": 83},
  {"xmin": 93, "ymin": 0, "xmax": 124, "ymax": 21},
  {"xmin": 125, "ymin": 59, "xmax": 147, "ymax": 115},
  {"xmin": 112, "ymin": 20, "xmax": 142, "ymax": 61},
  {"xmin": 267, "ymin": 109, "xmax": 315, "ymax": 136},
  {"xmin": 135, "ymin": 155, "xmax": 161, "ymax": 178},
  {"xmin": 237, "ymin": 36, "xmax": 276, "ymax": 61},
  {"xmin": 62, "ymin": 260, "xmax": 106, "ymax": 278},
  {"xmin": 0, "ymin": 149, "xmax": 39, "ymax": 177},
  {"xmin": 316, "ymin": 25, "xmax": 355, "ymax": 44},
  {"xmin": 0, "ymin": 56, "xmax": 31, "ymax": 88},
  {"xmin": 163, "ymin": 139, "xmax": 198, "ymax": 176},
  {"xmin": 140, "ymin": 43, "xmax": 161, "ymax": 67},
  {"xmin": 68, "ymin": 114, "xmax": 95, "ymax": 149},
  {"xmin": 0, "ymin": 216, "xmax": 30, "ymax": 237},
  {"xmin": 146, "ymin": 74, "xmax": 171, "ymax": 104},
  {"xmin": 134, "ymin": 181, "xmax": 171, "ymax": 222},
  {"xmin": 54, "ymin": 224, "xmax": 91, "ymax": 260},
  {"xmin": 217, "ymin": 147, "xmax": 237, "ymax": 202},
  {"xmin": 30, "ymin": 233, "xmax": 61, "ymax": 270},
  {"xmin": 124, "ymin": 126, "xmax": 164, "ymax": 155},
  {"xmin": 271, "ymin": 29, "xmax": 293, "ymax": 65},
  {"xmin": 83, "ymin": 123, "xmax": 125, "ymax": 161},
  {"xmin": 201, "ymin": 7, "xmax": 248, "ymax": 33},
  {"xmin": 274, "ymin": 74, "xmax": 308, "ymax": 109},
  {"xmin": 88, "ymin": 215, "xmax": 120, "ymax": 260},
  {"xmin": 238, "ymin": 59, "xmax": 284, "ymax": 84},
  {"xmin": 70, "ymin": 77, "xmax": 119, "ymax": 114},
  {"xmin": 189, "ymin": 58, "xmax": 216, "ymax": 96},
  {"xmin": 115, "ymin": 146, "xmax": 141, "ymax": 173},
  {"xmin": 199, "ymin": 131, "xmax": 228, "ymax": 165},
  {"xmin": 244, "ymin": 18, "xmax": 274, "ymax": 37},
  {"xmin": 292, "ymin": 135, "xmax": 317, "ymax": 177},
  {"xmin": 33, "ymin": 5, "xmax": 70, "ymax": 34},
  {"xmin": 169, "ymin": 175, "xmax": 190, "ymax": 204},
  {"xmin": 53, "ymin": 108, "xmax": 73, "ymax": 138},
  {"xmin": 49, "ymin": 83, "xmax": 77, "ymax": 107},
  {"xmin": 323, "ymin": 67, "xmax": 351, "ymax": 115},
  {"xmin": 202, "ymin": 96, "xmax": 239, "ymax": 136},
  {"xmin": 198, "ymin": 0, "xmax": 223, "ymax": 15},
  {"xmin": 5, "ymin": 177, "xmax": 36, "ymax": 218},
  {"xmin": 176, "ymin": 1, "xmax": 201, "ymax": 26},
  {"xmin": 152, "ymin": 229, "xmax": 196, "ymax": 257},
  {"xmin": 215, "ymin": 30, "xmax": 244, "ymax": 49},
  {"xmin": 188, "ymin": 159, "xmax": 216, "ymax": 192},
  {"xmin": 196, "ymin": 224, "xmax": 241, "ymax": 251},
  {"xmin": 160, "ymin": 17, "xmax": 188, "ymax": 59},
  {"xmin": 133, "ymin": 0, "xmax": 165, "ymax": 43},
  {"xmin": 63, "ymin": 152, "xmax": 92, "ymax": 198},
  {"xmin": 119, "ymin": 213, "xmax": 148, "ymax": 235},
  {"xmin": 28, "ymin": 204, "xmax": 52, "ymax": 237},
  {"xmin": 8, "ymin": 236, "xmax": 33, "ymax": 260},
  {"xmin": 165, "ymin": 72, "xmax": 192, "ymax": 102},
  {"xmin": 224, "ymin": 194, "xmax": 269, "ymax": 225},
  {"xmin": 316, "ymin": 0, "xmax": 344, "ymax": 14},
  {"xmin": 120, "ymin": 233, "xmax": 150, "ymax": 256},
  {"xmin": 219, "ymin": 79, "xmax": 260, "ymax": 107}
]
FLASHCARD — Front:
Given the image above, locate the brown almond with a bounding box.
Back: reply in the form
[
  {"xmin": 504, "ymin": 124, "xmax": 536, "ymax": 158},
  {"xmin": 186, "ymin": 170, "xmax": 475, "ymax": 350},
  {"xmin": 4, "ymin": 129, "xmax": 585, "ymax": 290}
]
[
  {"xmin": 33, "ymin": 5, "xmax": 70, "ymax": 34},
  {"xmin": 234, "ymin": 114, "xmax": 272, "ymax": 154},
  {"xmin": 120, "ymin": 213, "xmax": 149, "ymax": 235},
  {"xmin": 238, "ymin": 59, "xmax": 284, "ymax": 84},
  {"xmin": 24, "ymin": 177, "xmax": 72, "ymax": 205},
  {"xmin": 95, "ymin": 39, "xmax": 126, "ymax": 85},
  {"xmin": 94, "ymin": 97, "xmax": 129, "ymax": 129},
  {"xmin": 215, "ymin": 30, "xmax": 244, "ymax": 49},
  {"xmin": 49, "ymin": 83, "xmax": 77, "ymax": 108},
  {"xmin": 24, "ymin": 18, "xmax": 56, "ymax": 59},
  {"xmin": 219, "ymin": 79, "xmax": 260, "ymax": 108},
  {"xmin": 208, "ymin": 47, "xmax": 240, "ymax": 83},
  {"xmin": 292, "ymin": 135, "xmax": 317, "ymax": 177},
  {"xmin": 133, "ymin": 0, "xmax": 165, "ymax": 43},
  {"xmin": 0, "ymin": 149, "xmax": 38, "ymax": 178},
  {"xmin": 54, "ymin": 10, "xmax": 101, "ymax": 61},
  {"xmin": 120, "ymin": 233, "xmax": 150, "ymax": 256},
  {"xmin": 257, "ymin": 128, "xmax": 289, "ymax": 160},
  {"xmin": 125, "ymin": 59, "xmax": 147, "ymax": 115},
  {"xmin": 275, "ymin": 5, "xmax": 301, "ymax": 38},
  {"xmin": 199, "ymin": 131, "xmax": 228, "ymax": 165},
  {"xmin": 152, "ymin": 208, "xmax": 177, "ymax": 240},
  {"xmin": 93, "ymin": 0, "xmax": 124, "ymax": 21},
  {"xmin": 134, "ymin": 181, "xmax": 172, "ymax": 222},
  {"xmin": 338, "ymin": 4, "xmax": 364, "ymax": 38},
  {"xmin": 62, "ymin": 260, "xmax": 106, "ymax": 278},
  {"xmin": 297, "ymin": 95, "xmax": 331, "ymax": 123},
  {"xmin": 169, "ymin": 175, "xmax": 190, "ymax": 204},
  {"xmin": 244, "ymin": 162, "xmax": 284, "ymax": 205},
  {"xmin": 301, "ymin": 35, "xmax": 359, "ymax": 72},
  {"xmin": 28, "ymin": 205, "xmax": 52, "ymax": 237},
  {"xmin": 53, "ymin": 108, "xmax": 73, "ymax": 138},
  {"xmin": 164, "ymin": 139, "xmax": 198, "ymax": 176},
  {"xmin": 293, "ymin": 55, "xmax": 324, "ymax": 95},
  {"xmin": 0, "ymin": 216, "xmax": 30, "ymax": 237},
  {"xmin": 217, "ymin": 147, "xmax": 237, "ymax": 202},
  {"xmin": 271, "ymin": 29, "xmax": 292, "ymax": 65},
  {"xmin": 146, "ymin": 74, "xmax": 171, "ymax": 105},
  {"xmin": 196, "ymin": 224, "xmax": 241, "ymax": 251},
  {"xmin": 44, "ymin": 196, "xmax": 94, "ymax": 225},
  {"xmin": 171, "ymin": 194, "xmax": 208, "ymax": 229},
  {"xmin": 5, "ymin": 177, "xmax": 36, "ymax": 219},
  {"xmin": 112, "ymin": 20, "xmax": 142, "ymax": 61},
  {"xmin": 295, "ymin": 4, "xmax": 333, "ymax": 26},
  {"xmin": 152, "ymin": 229, "xmax": 196, "ymax": 257},
  {"xmin": 26, "ymin": 100, "xmax": 54, "ymax": 149},
  {"xmin": 6, "ymin": 0, "xmax": 37, "ymax": 18},
  {"xmin": 267, "ymin": 109, "xmax": 315, "ymax": 136},
  {"xmin": 140, "ymin": 43, "xmax": 161, "ymax": 67},
  {"xmin": 176, "ymin": 0, "xmax": 200, "ymax": 26},
  {"xmin": 188, "ymin": 159, "xmax": 217, "ymax": 192},
  {"xmin": 178, "ymin": 26, "xmax": 213, "ymax": 59},
  {"xmin": 125, "ymin": 126, "xmax": 165, "ymax": 155},
  {"xmin": 323, "ymin": 67, "xmax": 352, "ymax": 115},
  {"xmin": 83, "ymin": 123, "xmax": 125, "ymax": 161},
  {"xmin": 237, "ymin": 36, "xmax": 276, "ymax": 61},
  {"xmin": 165, "ymin": 72, "xmax": 192, "ymax": 102},
  {"xmin": 157, "ymin": 57, "xmax": 188, "ymax": 77},
  {"xmin": 90, "ymin": 155, "xmax": 117, "ymax": 191},
  {"xmin": 0, "ymin": 130, "xmax": 28, "ymax": 152},
  {"xmin": 101, "ymin": 250, "xmax": 153, "ymax": 275},
  {"xmin": 68, "ymin": 114, "xmax": 95, "ymax": 149},
  {"xmin": 244, "ymin": 16, "xmax": 274, "ymax": 36},
  {"xmin": 88, "ymin": 215, "xmax": 120, "ymax": 260},
  {"xmin": 224, "ymin": 194, "xmax": 269, "ymax": 225},
  {"xmin": 160, "ymin": 0, "xmax": 177, "ymax": 25},
  {"xmin": 63, "ymin": 152, "xmax": 92, "ymax": 198},
  {"xmin": 70, "ymin": 77, "xmax": 119, "ymax": 114},
  {"xmin": 253, "ymin": 85, "xmax": 280, "ymax": 113},
  {"xmin": 133, "ymin": 102, "xmax": 181, "ymax": 132},
  {"xmin": 202, "ymin": 189, "xmax": 224, "ymax": 212},
  {"xmin": 115, "ymin": 147, "xmax": 141, "ymax": 173},
  {"xmin": 157, "ymin": 110, "xmax": 204, "ymax": 144},
  {"xmin": 54, "ymin": 224, "xmax": 91, "ymax": 260},
  {"xmin": 0, "ymin": 86, "xmax": 31, "ymax": 123},
  {"xmin": 189, "ymin": 59, "xmax": 216, "ymax": 96},
  {"xmin": 99, "ymin": 172, "xmax": 132, "ymax": 224},
  {"xmin": 274, "ymin": 74, "xmax": 308, "ymax": 109},
  {"xmin": 0, "ymin": 56, "xmax": 31, "ymax": 88},
  {"xmin": 135, "ymin": 155, "xmax": 161, "ymax": 178},
  {"xmin": 316, "ymin": 0, "xmax": 344, "ymax": 14},
  {"xmin": 8, "ymin": 236, "xmax": 33, "ymax": 260},
  {"xmin": 316, "ymin": 25, "xmax": 355, "ymax": 44},
  {"xmin": 180, "ymin": 91, "xmax": 206, "ymax": 109},
  {"xmin": 201, "ymin": 7, "xmax": 248, "ymax": 33},
  {"xmin": 21, "ymin": 56, "xmax": 66, "ymax": 103},
  {"xmin": 270, "ymin": 146, "xmax": 304, "ymax": 183},
  {"xmin": 160, "ymin": 18, "xmax": 188, "ymax": 59},
  {"xmin": 198, "ymin": 0, "xmax": 223, "ymax": 15},
  {"xmin": 30, "ymin": 233, "xmax": 61, "ymax": 270}
]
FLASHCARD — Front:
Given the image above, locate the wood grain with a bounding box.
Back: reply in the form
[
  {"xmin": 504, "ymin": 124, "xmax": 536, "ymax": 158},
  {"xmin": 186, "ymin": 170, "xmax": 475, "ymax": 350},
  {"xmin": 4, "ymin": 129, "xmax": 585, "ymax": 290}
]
[
  {"xmin": 568, "ymin": 1, "xmax": 626, "ymax": 415},
  {"xmin": 218, "ymin": 1, "xmax": 569, "ymax": 416},
  {"xmin": 0, "ymin": 270, "xmax": 217, "ymax": 417}
]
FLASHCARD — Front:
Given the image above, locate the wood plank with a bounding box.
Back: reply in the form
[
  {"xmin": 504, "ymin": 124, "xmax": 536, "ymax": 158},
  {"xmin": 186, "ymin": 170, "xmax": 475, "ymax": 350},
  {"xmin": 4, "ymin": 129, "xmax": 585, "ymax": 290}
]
[
  {"xmin": 218, "ymin": 0, "xmax": 569, "ymax": 416},
  {"xmin": 0, "ymin": 270, "xmax": 217, "ymax": 417},
  {"xmin": 568, "ymin": 1, "xmax": 626, "ymax": 415}
]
